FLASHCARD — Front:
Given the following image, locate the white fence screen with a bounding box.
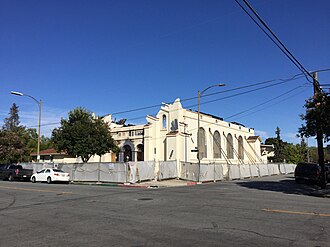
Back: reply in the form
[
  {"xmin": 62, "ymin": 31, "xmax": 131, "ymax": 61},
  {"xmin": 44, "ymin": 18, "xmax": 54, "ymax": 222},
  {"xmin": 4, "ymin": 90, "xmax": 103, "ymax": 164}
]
[
  {"xmin": 137, "ymin": 161, "xmax": 155, "ymax": 181},
  {"xmin": 159, "ymin": 161, "xmax": 178, "ymax": 180},
  {"xmin": 20, "ymin": 162, "xmax": 296, "ymax": 183}
]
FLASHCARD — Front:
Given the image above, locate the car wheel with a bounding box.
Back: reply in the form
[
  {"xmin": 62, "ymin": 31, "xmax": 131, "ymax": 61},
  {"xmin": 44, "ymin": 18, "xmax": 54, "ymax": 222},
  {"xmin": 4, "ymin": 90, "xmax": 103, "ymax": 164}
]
[
  {"xmin": 8, "ymin": 174, "xmax": 14, "ymax": 182},
  {"xmin": 47, "ymin": 177, "xmax": 52, "ymax": 184},
  {"xmin": 31, "ymin": 176, "xmax": 36, "ymax": 183}
]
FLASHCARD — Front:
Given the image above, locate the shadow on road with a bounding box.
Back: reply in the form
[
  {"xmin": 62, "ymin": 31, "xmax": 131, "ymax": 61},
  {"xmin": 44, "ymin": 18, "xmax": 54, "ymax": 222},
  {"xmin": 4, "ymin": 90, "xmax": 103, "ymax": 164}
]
[{"xmin": 235, "ymin": 177, "xmax": 326, "ymax": 197}]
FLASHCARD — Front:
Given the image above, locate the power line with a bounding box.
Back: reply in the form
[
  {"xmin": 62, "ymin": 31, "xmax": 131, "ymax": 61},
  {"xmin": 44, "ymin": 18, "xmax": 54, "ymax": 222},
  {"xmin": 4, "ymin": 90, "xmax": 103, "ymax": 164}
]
[
  {"xmin": 25, "ymin": 74, "xmax": 306, "ymax": 128},
  {"xmin": 25, "ymin": 69, "xmax": 330, "ymax": 129},
  {"xmin": 186, "ymin": 75, "xmax": 301, "ymax": 109},
  {"xmin": 225, "ymin": 84, "xmax": 310, "ymax": 120},
  {"xmin": 24, "ymin": 76, "xmax": 292, "ymax": 129},
  {"xmin": 230, "ymin": 87, "xmax": 309, "ymax": 121},
  {"xmin": 112, "ymin": 73, "xmax": 305, "ymax": 116},
  {"xmin": 235, "ymin": 0, "xmax": 315, "ymax": 84},
  {"xmin": 181, "ymin": 75, "xmax": 304, "ymax": 103},
  {"xmin": 183, "ymin": 87, "xmax": 310, "ymax": 136}
]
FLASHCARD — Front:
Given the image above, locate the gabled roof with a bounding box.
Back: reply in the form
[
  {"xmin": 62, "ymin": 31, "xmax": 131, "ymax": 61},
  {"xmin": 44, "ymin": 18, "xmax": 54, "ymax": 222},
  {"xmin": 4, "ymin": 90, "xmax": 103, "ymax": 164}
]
[
  {"xmin": 247, "ymin": 136, "xmax": 262, "ymax": 142},
  {"xmin": 30, "ymin": 148, "xmax": 66, "ymax": 156}
]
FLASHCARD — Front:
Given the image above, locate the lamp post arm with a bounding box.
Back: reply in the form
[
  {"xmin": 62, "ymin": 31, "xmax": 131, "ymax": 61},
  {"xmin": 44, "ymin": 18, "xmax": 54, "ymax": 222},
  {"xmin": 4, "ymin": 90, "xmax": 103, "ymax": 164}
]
[
  {"xmin": 25, "ymin": 94, "xmax": 41, "ymax": 107},
  {"xmin": 200, "ymin": 83, "xmax": 226, "ymax": 96}
]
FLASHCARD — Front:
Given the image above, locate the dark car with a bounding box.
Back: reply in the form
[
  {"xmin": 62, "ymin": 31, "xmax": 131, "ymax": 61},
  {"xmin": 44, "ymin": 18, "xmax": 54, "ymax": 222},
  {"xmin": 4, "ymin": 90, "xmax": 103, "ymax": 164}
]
[
  {"xmin": 326, "ymin": 163, "xmax": 330, "ymax": 181},
  {"xmin": 294, "ymin": 162, "xmax": 330, "ymax": 184},
  {"xmin": 0, "ymin": 164, "xmax": 33, "ymax": 181}
]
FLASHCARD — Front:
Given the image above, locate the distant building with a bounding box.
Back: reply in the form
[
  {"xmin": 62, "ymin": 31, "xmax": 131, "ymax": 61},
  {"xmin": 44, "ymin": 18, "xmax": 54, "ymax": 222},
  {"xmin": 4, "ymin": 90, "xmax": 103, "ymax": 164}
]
[
  {"xmin": 260, "ymin": 144, "xmax": 275, "ymax": 162},
  {"xmin": 31, "ymin": 148, "xmax": 76, "ymax": 163}
]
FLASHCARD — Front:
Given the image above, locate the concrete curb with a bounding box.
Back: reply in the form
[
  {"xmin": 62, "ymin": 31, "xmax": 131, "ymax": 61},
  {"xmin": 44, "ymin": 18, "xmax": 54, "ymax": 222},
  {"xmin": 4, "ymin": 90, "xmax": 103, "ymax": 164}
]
[
  {"xmin": 119, "ymin": 183, "xmax": 149, "ymax": 188},
  {"xmin": 71, "ymin": 182, "xmax": 120, "ymax": 187},
  {"xmin": 71, "ymin": 180, "xmax": 201, "ymax": 188}
]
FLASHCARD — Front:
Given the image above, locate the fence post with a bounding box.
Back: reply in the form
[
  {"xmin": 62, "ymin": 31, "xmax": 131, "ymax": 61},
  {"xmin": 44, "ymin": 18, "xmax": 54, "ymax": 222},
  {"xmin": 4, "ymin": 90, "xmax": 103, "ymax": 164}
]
[
  {"xmin": 197, "ymin": 162, "xmax": 200, "ymax": 182},
  {"xmin": 97, "ymin": 163, "xmax": 100, "ymax": 183},
  {"xmin": 125, "ymin": 162, "xmax": 128, "ymax": 184},
  {"xmin": 214, "ymin": 162, "xmax": 216, "ymax": 182}
]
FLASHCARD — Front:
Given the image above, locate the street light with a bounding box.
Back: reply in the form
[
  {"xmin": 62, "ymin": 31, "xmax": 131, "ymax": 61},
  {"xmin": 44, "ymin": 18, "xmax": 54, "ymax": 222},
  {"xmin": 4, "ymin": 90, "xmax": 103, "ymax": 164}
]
[
  {"xmin": 197, "ymin": 83, "xmax": 225, "ymax": 181},
  {"xmin": 11, "ymin": 91, "xmax": 42, "ymax": 162}
]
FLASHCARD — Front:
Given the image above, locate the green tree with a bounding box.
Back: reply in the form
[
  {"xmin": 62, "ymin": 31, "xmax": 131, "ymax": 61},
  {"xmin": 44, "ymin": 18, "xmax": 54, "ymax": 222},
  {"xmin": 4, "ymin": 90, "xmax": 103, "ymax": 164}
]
[
  {"xmin": 52, "ymin": 107, "xmax": 118, "ymax": 163},
  {"xmin": 2, "ymin": 103, "xmax": 20, "ymax": 131},
  {"xmin": 26, "ymin": 129, "xmax": 53, "ymax": 152},
  {"xmin": 265, "ymin": 127, "xmax": 287, "ymax": 163},
  {"xmin": 299, "ymin": 92, "xmax": 330, "ymax": 142},
  {"xmin": 284, "ymin": 144, "xmax": 301, "ymax": 164},
  {"xmin": 0, "ymin": 104, "xmax": 33, "ymax": 163},
  {"xmin": 308, "ymin": 146, "xmax": 330, "ymax": 163},
  {"xmin": 298, "ymin": 138, "xmax": 308, "ymax": 162}
]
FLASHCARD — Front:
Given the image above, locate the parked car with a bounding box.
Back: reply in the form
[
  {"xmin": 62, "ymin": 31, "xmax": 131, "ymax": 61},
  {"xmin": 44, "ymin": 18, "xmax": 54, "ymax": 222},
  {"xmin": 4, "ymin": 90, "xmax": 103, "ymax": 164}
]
[
  {"xmin": 294, "ymin": 162, "xmax": 330, "ymax": 184},
  {"xmin": 31, "ymin": 168, "xmax": 70, "ymax": 184},
  {"xmin": 0, "ymin": 164, "xmax": 33, "ymax": 181},
  {"xmin": 326, "ymin": 163, "xmax": 330, "ymax": 182}
]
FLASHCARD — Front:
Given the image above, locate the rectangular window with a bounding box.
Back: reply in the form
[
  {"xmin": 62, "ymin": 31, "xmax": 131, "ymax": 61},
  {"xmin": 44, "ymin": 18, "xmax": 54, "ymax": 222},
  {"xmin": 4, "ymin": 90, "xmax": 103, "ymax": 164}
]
[{"xmin": 135, "ymin": 130, "xmax": 143, "ymax": 136}]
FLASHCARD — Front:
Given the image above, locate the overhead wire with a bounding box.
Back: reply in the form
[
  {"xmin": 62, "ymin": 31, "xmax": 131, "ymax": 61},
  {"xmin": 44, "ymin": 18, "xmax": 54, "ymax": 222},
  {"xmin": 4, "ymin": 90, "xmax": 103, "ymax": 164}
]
[
  {"xmin": 25, "ymin": 69, "xmax": 330, "ymax": 129},
  {"xmin": 235, "ymin": 0, "xmax": 315, "ymax": 84},
  {"xmin": 25, "ymin": 76, "xmax": 300, "ymax": 129},
  {"xmin": 225, "ymin": 83, "xmax": 311, "ymax": 120},
  {"xmin": 24, "ymin": 75, "xmax": 305, "ymax": 128},
  {"xmin": 111, "ymin": 72, "xmax": 305, "ymax": 116},
  {"xmin": 120, "ymin": 82, "xmax": 309, "ymax": 144},
  {"xmin": 145, "ymin": 84, "xmax": 311, "ymax": 143},
  {"xmin": 186, "ymin": 75, "xmax": 302, "ymax": 109},
  {"xmin": 230, "ymin": 87, "xmax": 310, "ymax": 121}
]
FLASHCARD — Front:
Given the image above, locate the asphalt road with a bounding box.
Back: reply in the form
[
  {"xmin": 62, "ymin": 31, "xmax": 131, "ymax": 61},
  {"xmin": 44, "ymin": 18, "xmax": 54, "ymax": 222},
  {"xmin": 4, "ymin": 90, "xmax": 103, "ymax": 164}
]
[{"xmin": 0, "ymin": 175, "xmax": 329, "ymax": 247}]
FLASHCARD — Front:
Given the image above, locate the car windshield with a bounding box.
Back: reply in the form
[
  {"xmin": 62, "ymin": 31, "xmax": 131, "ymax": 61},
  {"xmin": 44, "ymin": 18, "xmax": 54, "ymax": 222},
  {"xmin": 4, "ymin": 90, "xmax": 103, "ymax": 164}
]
[
  {"xmin": 53, "ymin": 169, "xmax": 65, "ymax": 173},
  {"xmin": 9, "ymin": 165, "xmax": 23, "ymax": 169}
]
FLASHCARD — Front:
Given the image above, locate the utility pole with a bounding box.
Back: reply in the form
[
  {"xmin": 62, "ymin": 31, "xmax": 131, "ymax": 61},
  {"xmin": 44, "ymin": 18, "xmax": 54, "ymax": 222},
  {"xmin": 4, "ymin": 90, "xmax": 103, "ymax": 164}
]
[{"xmin": 313, "ymin": 72, "xmax": 327, "ymax": 189}]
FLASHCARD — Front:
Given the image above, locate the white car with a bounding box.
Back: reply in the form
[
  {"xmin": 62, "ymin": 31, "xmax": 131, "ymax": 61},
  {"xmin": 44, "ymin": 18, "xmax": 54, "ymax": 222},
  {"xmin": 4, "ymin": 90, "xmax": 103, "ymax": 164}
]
[{"xmin": 31, "ymin": 168, "xmax": 70, "ymax": 184}]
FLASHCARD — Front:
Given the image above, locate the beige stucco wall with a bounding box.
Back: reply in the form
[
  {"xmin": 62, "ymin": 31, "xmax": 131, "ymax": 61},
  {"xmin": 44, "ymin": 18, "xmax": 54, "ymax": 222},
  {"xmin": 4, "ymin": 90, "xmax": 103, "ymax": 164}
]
[{"xmin": 144, "ymin": 98, "xmax": 261, "ymax": 166}]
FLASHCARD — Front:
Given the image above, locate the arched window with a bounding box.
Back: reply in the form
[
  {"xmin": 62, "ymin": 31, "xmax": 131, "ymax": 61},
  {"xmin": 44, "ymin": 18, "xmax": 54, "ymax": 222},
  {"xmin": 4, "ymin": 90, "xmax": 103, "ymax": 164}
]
[
  {"xmin": 162, "ymin": 115, "xmax": 167, "ymax": 129},
  {"xmin": 213, "ymin": 131, "xmax": 221, "ymax": 159},
  {"xmin": 238, "ymin": 136, "xmax": 244, "ymax": 160},
  {"xmin": 227, "ymin": 133, "xmax": 234, "ymax": 159},
  {"xmin": 198, "ymin": 127, "xmax": 207, "ymax": 159},
  {"xmin": 123, "ymin": 145, "xmax": 132, "ymax": 162}
]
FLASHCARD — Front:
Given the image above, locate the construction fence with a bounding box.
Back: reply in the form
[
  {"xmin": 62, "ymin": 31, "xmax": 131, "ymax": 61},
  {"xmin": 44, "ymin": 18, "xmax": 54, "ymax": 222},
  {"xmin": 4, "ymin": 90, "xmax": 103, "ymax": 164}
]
[
  {"xmin": 180, "ymin": 162, "xmax": 296, "ymax": 182},
  {"xmin": 21, "ymin": 161, "xmax": 296, "ymax": 183}
]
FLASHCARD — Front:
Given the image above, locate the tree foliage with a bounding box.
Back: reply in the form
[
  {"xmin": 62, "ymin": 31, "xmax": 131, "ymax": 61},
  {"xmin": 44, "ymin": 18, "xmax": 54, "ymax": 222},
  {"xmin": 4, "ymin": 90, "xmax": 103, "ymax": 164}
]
[
  {"xmin": 265, "ymin": 127, "xmax": 310, "ymax": 164},
  {"xmin": 0, "ymin": 104, "xmax": 34, "ymax": 163},
  {"xmin": 265, "ymin": 127, "xmax": 287, "ymax": 163},
  {"xmin": 3, "ymin": 103, "xmax": 20, "ymax": 131},
  {"xmin": 52, "ymin": 107, "xmax": 118, "ymax": 163},
  {"xmin": 284, "ymin": 144, "xmax": 301, "ymax": 164},
  {"xmin": 299, "ymin": 92, "xmax": 330, "ymax": 142},
  {"xmin": 0, "ymin": 103, "xmax": 54, "ymax": 164}
]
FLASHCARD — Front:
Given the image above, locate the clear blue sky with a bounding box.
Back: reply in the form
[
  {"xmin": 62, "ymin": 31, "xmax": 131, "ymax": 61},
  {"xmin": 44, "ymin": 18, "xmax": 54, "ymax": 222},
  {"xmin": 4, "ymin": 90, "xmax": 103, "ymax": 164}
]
[{"xmin": 1, "ymin": 0, "xmax": 329, "ymax": 146}]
